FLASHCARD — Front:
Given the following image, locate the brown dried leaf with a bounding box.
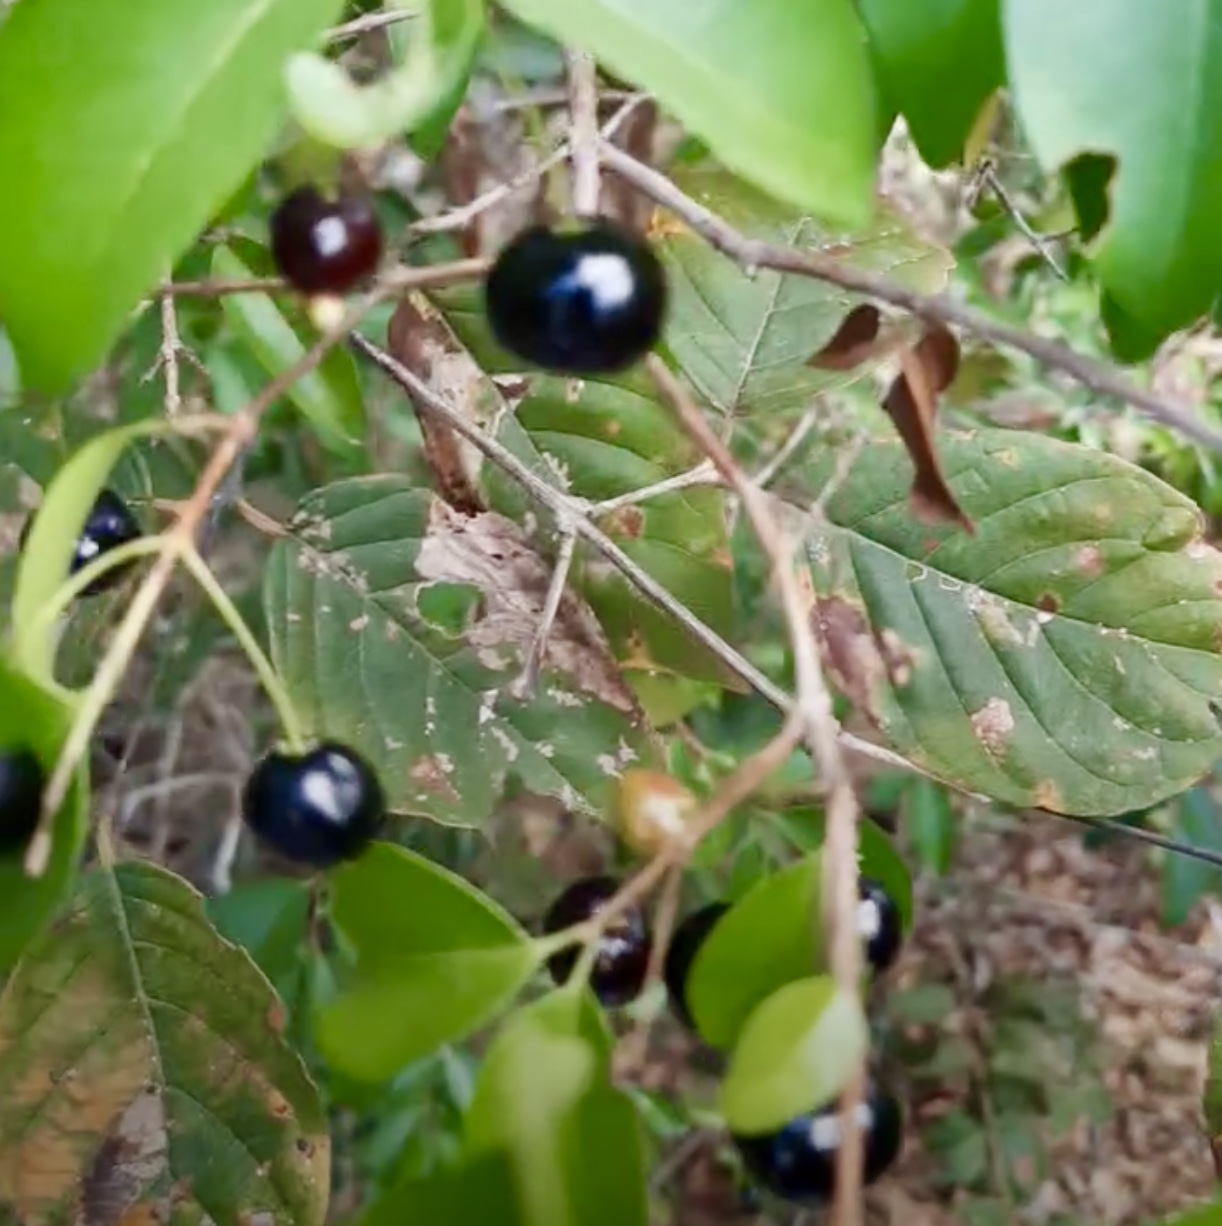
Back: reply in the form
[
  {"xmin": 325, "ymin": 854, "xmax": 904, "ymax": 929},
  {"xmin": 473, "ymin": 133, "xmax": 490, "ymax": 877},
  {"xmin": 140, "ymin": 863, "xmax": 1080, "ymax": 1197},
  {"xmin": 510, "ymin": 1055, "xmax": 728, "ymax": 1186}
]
[
  {"xmin": 602, "ymin": 98, "xmax": 658, "ymax": 231},
  {"xmin": 882, "ymin": 323, "xmax": 973, "ymax": 531},
  {"xmin": 808, "ymin": 304, "xmax": 885, "ymax": 371}
]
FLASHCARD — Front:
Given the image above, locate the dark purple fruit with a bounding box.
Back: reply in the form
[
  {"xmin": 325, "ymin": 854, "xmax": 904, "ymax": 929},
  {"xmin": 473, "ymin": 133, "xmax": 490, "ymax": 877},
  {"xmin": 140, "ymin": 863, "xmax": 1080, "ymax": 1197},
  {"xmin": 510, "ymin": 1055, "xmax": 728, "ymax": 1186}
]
[
  {"xmin": 858, "ymin": 877, "xmax": 902, "ymax": 974},
  {"xmin": 734, "ymin": 1083, "xmax": 903, "ymax": 1204},
  {"xmin": 485, "ymin": 220, "xmax": 666, "ymax": 374},
  {"xmin": 242, "ymin": 741, "xmax": 384, "ymax": 869},
  {"xmin": 270, "ymin": 186, "xmax": 383, "ymax": 295},
  {"xmin": 664, "ymin": 901, "xmax": 729, "ymax": 1029},
  {"xmin": 0, "ymin": 747, "xmax": 44, "ymax": 853},
  {"xmin": 542, "ymin": 875, "xmax": 651, "ymax": 1007},
  {"xmin": 21, "ymin": 489, "xmax": 143, "ymax": 597}
]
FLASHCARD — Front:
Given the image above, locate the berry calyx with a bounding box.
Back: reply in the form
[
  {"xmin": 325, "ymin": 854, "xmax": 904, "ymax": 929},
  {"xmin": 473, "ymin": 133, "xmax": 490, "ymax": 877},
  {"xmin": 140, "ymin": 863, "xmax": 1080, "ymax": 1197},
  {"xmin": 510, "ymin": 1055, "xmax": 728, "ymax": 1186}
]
[
  {"xmin": 664, "ymin": 900, "xmax": 729, "ymax": 1029},
  {"xmin": 734, "ymin": 1082, "xmax": 903, "ymax": 1204},
  {"xmin": 242, "ymin": 741, "xmax": 385, "ymax": 869},
  {"xmin": 542, "ymin": 875, "xmax": 652, "ymax": 1007},
  {"xmin": 858, "ymin": 877, "xmax": 902, "ymax": 974},
  {"xmin": 484, "ymin": 220, "xmax": 666, "ymax": 375},
  {"xmin": 270, "ymin": 186, "xmax": 383, "ymax": 296},
  {"xmin": 615, "ymin": 769, "xmax": 696, "ymax": 858},
  {"xmin": 0, "ymin": 747, "xmax": 44, "ymax": 853}
]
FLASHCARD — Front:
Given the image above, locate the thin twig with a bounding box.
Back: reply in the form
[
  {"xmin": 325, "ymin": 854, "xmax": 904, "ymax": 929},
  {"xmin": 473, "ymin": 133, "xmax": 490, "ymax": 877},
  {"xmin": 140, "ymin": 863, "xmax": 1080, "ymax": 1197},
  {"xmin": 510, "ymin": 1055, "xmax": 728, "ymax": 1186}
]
[
  {"xmin": 567, "ymin": 50, "xmax": 602, "ymax": 216},
  {"xmin": 972, "ymin": 159, "xmax": 1068, "ymax": 281},
  {"xmin": 598, "ymin": 141, "xmax": 1222, "ymax": 456},
  {"xmin": 327, "ymin": 7, "xmax": 415, "ymax": 43},
  {"xmin": 153, "ymin": 284, "xmax": 183, "ymax": 415},
  {"xmin": 517, "ymin": 527, "xmax": 578, "ymax": 693},
  {"xmin": 645, "ymin": 356, "xmax": 867, "ymax": 1225},
  {"xmin": 590, "ymin": 461, "xmax": 719, "ymax": 514},
  {"xmin": 161, "ymin": 276, "xmax": 288, "ymax": 298}
]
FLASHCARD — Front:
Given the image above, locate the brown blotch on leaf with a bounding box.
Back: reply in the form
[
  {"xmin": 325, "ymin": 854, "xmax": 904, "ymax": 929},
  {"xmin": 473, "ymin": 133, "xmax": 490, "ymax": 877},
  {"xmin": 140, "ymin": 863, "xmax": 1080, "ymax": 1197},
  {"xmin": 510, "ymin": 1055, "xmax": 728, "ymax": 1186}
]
[
  {"xmin": 266, "ymin": 1000, "xmax": 287, "ymax": 1036},
  {"xmin": 883, "ymin": 323, "xmax": 974, "ymax": 532},
  {"xmin": 1037, "ymin": 592, "xmax": 1060, "ymax": 613},
  {"xmin": 1074, "ymin": 543, "xmax": 1104, "ymax": 577},
  {"xmin": 410, "ymin": 755, "xmax": 461, "ymax": 804},
  {"xmin": 808, "ymin": 304, "xmax": 884, "ymax": 371},
  {"xmin": 599, "ymin": 506, "xmax": 645, "ymax": 540},
  {"xmin": 970, "ymin": 697, "xmax": 1015, "ymax": 756},
  {"xmin": 812, "ymin": 595, "xmax": 917, "ymax": 723}
]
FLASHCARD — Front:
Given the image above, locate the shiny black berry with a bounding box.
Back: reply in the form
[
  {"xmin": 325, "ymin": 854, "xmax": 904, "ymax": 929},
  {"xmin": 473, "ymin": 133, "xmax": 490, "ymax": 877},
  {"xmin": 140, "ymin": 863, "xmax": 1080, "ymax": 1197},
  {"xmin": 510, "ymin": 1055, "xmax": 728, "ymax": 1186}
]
[
  {"xmin": 270, "ymin": 186, "xmax": 383, "ymax": 295},
  {"xmin": 0, "ymin": 747, "xmax": 44, "ymax": 853},
  {"xmin": 542, "ymin": 875, "xmax": 652, "ymax": 1007},
  {"xmin": 858, "ymin": 877, "xmax": 902, "ymax": 974},
  {"xmin": 242, "ymin": 741, "xmax": 385, "ymax": 869},
  {"xmin": 664, "ymin": 901, "xmax": 729, "ymax": 1029},
  {"xmin": 734, "ymin": 1083, "xmax": 903, "ymax": 1205},
  {"xmin": 21, "ymin": 489, "xmax": 144, "ymax": 597},
  {"xmin": 485, "ymin": 220, "xmax": 666, "ymax": 375}
]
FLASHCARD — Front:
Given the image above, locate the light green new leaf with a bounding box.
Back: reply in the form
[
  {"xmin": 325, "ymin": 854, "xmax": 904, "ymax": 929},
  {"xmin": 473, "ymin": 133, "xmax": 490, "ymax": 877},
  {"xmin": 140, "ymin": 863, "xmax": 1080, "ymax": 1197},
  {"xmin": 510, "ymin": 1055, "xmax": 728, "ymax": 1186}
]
[
  {"xmin": 657, "ymin": 164, "xmax": 953, "ymax": 426},
  {"xmin": 1003, "ymin": 0, "xmax": 1222, "ymax": 340},
  {"xmin": 860, "ymin": 0, "xmax": 1003, "ymax": 166},
  {"xmin": 687, "ymin": 854, "xmax": 823, "ymax": 1049},
  {"xmin": 265, "ymin": 476, "xmax": 655, "ymax": 827},
  {"xmin": 720, "ymin": 977, "xmax": 868, "ymax": 1136},
  {"xmin": 0, "ymin": 0, "xmax": 347, "ymax": 392},
  {"xmin": 0, "ymin": 862, "xmax": 329, "ymax": 1224},
  {"xmin": 213, "ymin": 246, "xmax": 365, "ymax": 455},
  {"xmin": 319, "ymin": 843, "xmax": 536, "ymax": 1081},
  {"xmin": 0, "ymin": 661, "xmax": 88, "ymax": 971},
  {"xmin": 496, "ymin": 0, "xmax": 878, "ymax": 224},
  {"xmin": 782, "ymin": 427, "xmax": 1222, "ymax": 815}
]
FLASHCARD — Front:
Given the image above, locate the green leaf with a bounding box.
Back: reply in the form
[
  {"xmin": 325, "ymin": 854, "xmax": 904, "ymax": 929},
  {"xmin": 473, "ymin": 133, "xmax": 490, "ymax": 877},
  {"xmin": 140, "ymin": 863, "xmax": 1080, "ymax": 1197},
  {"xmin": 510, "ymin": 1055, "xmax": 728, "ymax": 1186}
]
[
  {"xmin": 0, "ymin": 0, "xmax": 348, "ymax": 393},
  {"xmin": 424, "ymin": 291, "xmax": 738, "ymax": 684},
  {"xmin": 287, "ymin": 0, "xmax": 485, "ymax": 151},
  {"xmin": 213, "ymin": 246, "xmax": 365, "ymax": 454},
  {"xmin": 1161, "ymin": 787, "xmax": 1222, "ymax": 927},
  {"xmin": 656, "ymin": 164, "xmax": 953, "ymax": 427},
  {"xmin": 720, "ymin": 976, "xmax": 868, "ymax": 1135},
  {"xmin": 0, "ymin": 862, "xmax": 329, "ymax": 1223},
  {"xmin": 496, "ymin": 0, "xmax": 878, "ymax": 224},
  {"xmin": 11, "ymin": 421, "xmax": 166, "ymax": 683},
  {"xmin": 208, "ymin": 878, "xmax": 311, "ymax": 1001},
  {"xmin": 686, "ymin": 854, "xmax": 822, "ymax": 1049},
  {"xmin": 318, "ymin": 843, "xmax": 536, "ymax": 1081},
  {"xmin": 859, "ymin": 0, "xmax": 1003, "ymax": 166},
  {"xmin": 463, "ymin": 992, "xmax": 648, "ymax": 1226},
  {"xmin": 265, "ymin": 476, "xmax": 655, "ymax": 826},
  {"xmin": 903, "ymin": 777, "xmax": 956, "ymax": 876},
  {"xmin": 1003, "ymin": 0, "xmax": 1222, "ymax": 340},
  {"xmin": 781, "ymin": 427, "xmax": 1222, "ymax": 816},
  {"xmin": 0, "ymin": 661, "xmax": 88, "ymax": 970},
  {"xmin": 1159, "ymin": 1200, "xmax": 1222, "ymax": 1226}
]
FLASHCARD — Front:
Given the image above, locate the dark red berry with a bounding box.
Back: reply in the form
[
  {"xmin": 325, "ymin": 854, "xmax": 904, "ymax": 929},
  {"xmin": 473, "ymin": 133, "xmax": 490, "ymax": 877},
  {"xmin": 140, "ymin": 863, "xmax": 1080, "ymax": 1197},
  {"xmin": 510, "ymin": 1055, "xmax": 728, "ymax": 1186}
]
[
  {"xmin": 734, "ymin": 1083, "xmax": 903, "ymax": 1204},
  {"xmin": 242, "ymin": 741, "xmax": 384, "ymax": 869},
  {"xmin": 858, "ymin": 877, "xmax": 902, "ymax": 974},
  {"xmin": 664, "ymin": 901, "xmax": 729, "ymax": 1029},
  {"xmin": 0, "ymin": 747, "xmax": 44, "ymax": 853},
  {"xmin": 485, "ymin": 220, "xmax": 666, "ymax": 374},
  {"xmin": 270, "ymin": 186, "xmax": 383, "ymax": 295},
  {"xmin": 542, "ymin": 875, "xmax": 651, "ymax": 1007},
  {"xmin": 21, "ymin": 489, "xmax": 143, "ymax": 597}
]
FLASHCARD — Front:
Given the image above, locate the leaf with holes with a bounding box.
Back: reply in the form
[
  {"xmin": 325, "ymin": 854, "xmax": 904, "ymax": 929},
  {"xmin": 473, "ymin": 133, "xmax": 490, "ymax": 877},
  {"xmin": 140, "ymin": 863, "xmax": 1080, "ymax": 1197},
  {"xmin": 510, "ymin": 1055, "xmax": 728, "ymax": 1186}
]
[
  {"xmin": 655, "ymin": 163, "xmax": 954, "ymax": 435},
  {"xmin": 0, "ymin": 0, "xmax": 347, "ymax": 392},
  {"xmin": 264, "ymin": 476, "xmax": 656, "ymax": 825},
  {"xmin": 394, "ymin": 293, "xmax": 739, "ymax": 686},
  {"xmin": 0, "ymin": 862, "xmax": 329, "ymax": 1224},
  {"xmin": 779, "ymin": 427, "xmax": 1222, "ymax": 815}
]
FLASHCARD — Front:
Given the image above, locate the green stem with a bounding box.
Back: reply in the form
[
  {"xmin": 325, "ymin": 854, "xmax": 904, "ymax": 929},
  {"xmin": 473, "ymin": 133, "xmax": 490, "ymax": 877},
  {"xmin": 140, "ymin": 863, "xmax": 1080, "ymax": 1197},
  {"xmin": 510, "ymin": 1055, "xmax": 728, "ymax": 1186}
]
[{"xmin": 179, "ymin": 545, "xmax": 307, "ymax": 753}]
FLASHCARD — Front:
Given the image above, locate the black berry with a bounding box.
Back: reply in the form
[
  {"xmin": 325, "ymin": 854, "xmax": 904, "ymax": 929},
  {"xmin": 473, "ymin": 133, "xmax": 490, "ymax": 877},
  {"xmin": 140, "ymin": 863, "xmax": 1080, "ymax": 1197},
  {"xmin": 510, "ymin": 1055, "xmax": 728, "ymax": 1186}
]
[
  {"xmin": 242, "ymin": 741, "xmax": 385, "ymax": 869},
  {"xmin": 664, "ymin": 901, "xmax": 729, "ymax": 1029},
  {"xmin": 542, "ymin": 875, "xmax": 651, "ymax": 1007},
  {"xmin": 734, "ymin": 1083, "xmax": 903, "ymax": 1205},
  {"xmin": 270, "ymin": 186, "xmax": 383, "ymax": 295},
  {"xmin": 0, "ymin": 747, "xmax": 44, "ymax": 853},
  {"xmin": 485, "ymin": 220, "xmax": 666, "ymax": 374},
  {"xmin": 858, "ymin": 877, "xmax": 902, "ymax": 974},
  {"xmin": 21, "ymin": 489, "xmax": 144, "ymax": 597}
]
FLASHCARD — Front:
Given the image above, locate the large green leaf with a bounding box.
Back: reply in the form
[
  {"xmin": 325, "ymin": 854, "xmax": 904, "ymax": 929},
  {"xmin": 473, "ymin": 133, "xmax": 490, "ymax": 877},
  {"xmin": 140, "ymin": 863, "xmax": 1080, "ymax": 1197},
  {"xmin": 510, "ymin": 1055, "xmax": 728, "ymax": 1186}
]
[
  {"xmin": 496, "ymin": 0, "xmax": 878, "ymax": 224},
  {"xmin": 859, "ymin": 0, "xmax": 1003, "ymax": 167},
  {"xmin": 318, "ymin": 843, "xmax": 537, "ymax": 1081},
  {"xmin": 0, "ymin": 862, "xmax": 329, "ymax": 1224},
  {"xmin": 1003, "ymin": 0, "xmax": 1222, "ymax": 341},
  {"xmin": 781, "ymin": 427, "xmax": 1222, "ymax": 815},
  {"xmin": 426, "ymin": 290, "xmax": 738, "ymax": 685},
  {"xmin": 0, "ymin": 661, "xmax": 88, "ymax": 971},
  {"xmin": 720, "ymin": 976, "xmax": 868, "ymax": 1135},
  {"xmin": 265, "ymin": 477, "xmax": 655, "ymax": 825},
  {"xmin": 0, "ymin": 0, "xmax": 347, "ymax": 392},
  {"xmin": 686, "ymin": 854, "xmax": 823, "ymax": 1049},
  {"xmin": 657, "ymin": 164, "xmax": 954, "ymax": 429}
]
